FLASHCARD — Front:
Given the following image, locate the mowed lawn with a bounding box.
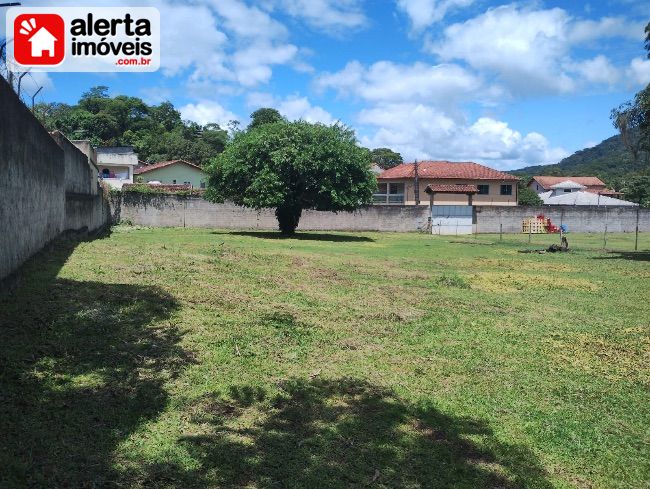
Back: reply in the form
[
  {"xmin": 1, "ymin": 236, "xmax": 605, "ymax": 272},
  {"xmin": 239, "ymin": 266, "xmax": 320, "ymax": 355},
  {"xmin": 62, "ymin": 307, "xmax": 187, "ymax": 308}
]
[{"xmin": 1, "ymin": 227, "xmax": 648, "ymax": 489}]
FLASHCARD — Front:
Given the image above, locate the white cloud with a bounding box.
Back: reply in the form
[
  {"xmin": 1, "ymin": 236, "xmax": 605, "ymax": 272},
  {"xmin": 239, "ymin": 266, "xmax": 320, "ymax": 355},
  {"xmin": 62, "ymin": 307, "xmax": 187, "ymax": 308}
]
[
  {"xmin": 627, "ymin": 57, "xmax": 650, "ymax": 86},
  {"xmin": 396, "ymin": 0, "xmax": 475, "ymax": 30},
  {"xmin": 179, "ymin": 101, "xmax": 239, "ymax": 127},
  {"xmin": 359, "ymin": 103, "xmax": 567, "ymax": 169},
  {"xmin": 280, "ymin": 0, "xmax": 367, "ymax": 32},
  {"xmin": 246, "ymin": 92, "xmax": 336, "ymax": 124},
  {"xmin": 428, "ymin": 5, "xmax": 640, "ymax": 96},
  {"xmin": 570, "ymin": 55, "xmax": 619, "ymax": 85},
  {"xmin": 208, "ymin": 0, "xmax": 287, "ymax": 40},
  {"xmin": 316, "ymin": 61, "xmax": 482, "ymax": 107},
  {"xmin": 232, "ymin": 42, "xmax": 299, "ymax": 86}
]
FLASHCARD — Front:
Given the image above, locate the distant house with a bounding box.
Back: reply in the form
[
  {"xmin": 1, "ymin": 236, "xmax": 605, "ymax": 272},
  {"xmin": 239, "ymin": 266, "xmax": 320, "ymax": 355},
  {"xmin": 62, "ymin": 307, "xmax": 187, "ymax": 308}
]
[
  {"xmin": 534, "ymin": 179, "xmax": 637, "ymax": 206},
  {"xmin": 375, "ymin": 161, "xmax": 519, "ymax": 206},
  {"xmin": 528, "ymin": 176, "xmax": 621, "ymax": 197},
  {"xmin": 96, "ymin": 147, "xmax": 139, "ymax": 189},
  {"xmin": 134, "ymin": 160, "xmax": 208, "ymax": 189}
]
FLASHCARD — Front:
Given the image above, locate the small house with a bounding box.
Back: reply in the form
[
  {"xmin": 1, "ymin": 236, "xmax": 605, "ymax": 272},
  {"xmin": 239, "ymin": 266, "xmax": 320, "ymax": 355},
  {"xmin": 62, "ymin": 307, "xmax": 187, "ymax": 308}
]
[{"xmin": 134, "ymin": 160, "xmax": 208, "ymax": 189}]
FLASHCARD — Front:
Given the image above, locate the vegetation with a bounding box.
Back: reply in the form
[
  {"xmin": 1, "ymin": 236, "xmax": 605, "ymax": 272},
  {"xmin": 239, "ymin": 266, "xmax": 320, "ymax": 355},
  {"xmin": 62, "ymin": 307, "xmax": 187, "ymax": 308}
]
[
  {"xmin": 517, "ymin": 183, "xmax": 544, "ymax": 206},
  {"xmin": 206, "ymin": 121, "xmax": 376, "ymax": 234},
  {"xmin": 371, "ymin": 147, "xmax": 403, "ymax": 169},
  {"xmin": 248, "ymin": 107, "xmax": 285, "ymax": 130},
  {"xmin": 1, "ymin": 228, "xmax": 648, "ymax": 488},
  {"xmin": 34, "ymin": 86, "xmax": 229, "ymax": 166}
]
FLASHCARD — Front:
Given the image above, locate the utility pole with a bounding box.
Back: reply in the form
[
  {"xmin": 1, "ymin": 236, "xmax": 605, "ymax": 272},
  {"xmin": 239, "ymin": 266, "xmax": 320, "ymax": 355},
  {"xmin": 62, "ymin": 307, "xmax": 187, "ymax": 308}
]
[{"xmin": 414, "ymin": 159, "xmax": 420, "ymax": 205}]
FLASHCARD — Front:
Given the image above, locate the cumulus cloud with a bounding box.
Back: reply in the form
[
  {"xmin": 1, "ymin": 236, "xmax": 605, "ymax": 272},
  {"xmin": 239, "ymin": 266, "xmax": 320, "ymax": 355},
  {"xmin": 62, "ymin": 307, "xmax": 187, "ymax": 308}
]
[
  {"xmin": 316, "ymin": 61, "xmax": 482, "ymax": 107},
  {"xmin": 179, "ymin": 101, "xmax": 239, "ymax": 127},
  {"xmin": 428, "ymin": 5, "xmax": 642, "ymax": 96},
  {"xmin": 359, "ymin": 103, "xmax": 567, "ymax": 169},
  {"xmin": 627, "ymin": 57, "xmax": 650, "ymax": 86},
  {"xmin": 396, "ymin": 0, "xmax": 475, "ymax": 30}
]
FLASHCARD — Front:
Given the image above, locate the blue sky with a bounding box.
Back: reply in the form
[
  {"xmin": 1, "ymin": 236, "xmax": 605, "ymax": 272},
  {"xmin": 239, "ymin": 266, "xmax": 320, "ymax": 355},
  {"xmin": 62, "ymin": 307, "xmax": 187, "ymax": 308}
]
[{"xmin": 5, "ymin": 0, "xmax": 650, "ymax": 169}]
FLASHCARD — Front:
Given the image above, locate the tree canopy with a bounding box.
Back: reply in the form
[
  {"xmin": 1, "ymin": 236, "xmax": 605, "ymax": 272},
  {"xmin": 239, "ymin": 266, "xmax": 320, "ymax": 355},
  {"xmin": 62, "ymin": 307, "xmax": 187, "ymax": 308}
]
[
  {"xmin": 248, "ymin": 108, "xmax": 285, "ymax": 130},
  {"xmin": 206, "ymin": 121, "xmax": 376, "ymax": 234},
  {"xmin": 371, "ymin": 148, "xmax": 403, "ymax": 169},
  {"xmin": 34, "ymin": 86, "xmax": 229, "ymax": 166}
]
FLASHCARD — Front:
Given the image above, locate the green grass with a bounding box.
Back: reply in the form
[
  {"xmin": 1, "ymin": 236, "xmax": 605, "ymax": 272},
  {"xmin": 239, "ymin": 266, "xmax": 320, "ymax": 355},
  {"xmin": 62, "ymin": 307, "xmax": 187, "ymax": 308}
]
[{"xmin": 1, "ymin": 227, "xmax": 649, "ymax": 488}]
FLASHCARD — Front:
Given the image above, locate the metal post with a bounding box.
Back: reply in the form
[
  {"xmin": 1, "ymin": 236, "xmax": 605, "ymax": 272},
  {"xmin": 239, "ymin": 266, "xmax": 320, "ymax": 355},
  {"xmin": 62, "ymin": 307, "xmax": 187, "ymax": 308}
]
[
  {"xmin": 500, "ymin": 223, "xmax": 503, "ymax": 241},
  {"xmin": 528, "ymin": 224, "xmax": 531, "ymax": 244},
  {"xmin": 603, "ymin": 224, "xmax": 607, "ymax": 249},
  {"xmin": 31, "ymin": 86, "xmax": 42, "ymax": 111}
]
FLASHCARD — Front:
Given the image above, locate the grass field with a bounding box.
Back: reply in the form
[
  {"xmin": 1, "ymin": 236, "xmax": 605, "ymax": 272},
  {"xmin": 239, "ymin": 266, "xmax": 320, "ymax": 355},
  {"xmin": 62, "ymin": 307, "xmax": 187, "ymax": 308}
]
[{"xmin": 1, "ymin": 227, "xmax": 648, "ymax": 488}]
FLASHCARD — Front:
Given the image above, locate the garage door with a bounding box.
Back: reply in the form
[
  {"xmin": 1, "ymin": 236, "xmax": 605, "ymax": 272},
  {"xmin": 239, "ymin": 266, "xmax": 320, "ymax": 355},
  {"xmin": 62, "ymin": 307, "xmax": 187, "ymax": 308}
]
[{"xmin": 431, "ymin": 205, "xmax": 473, "ymax": 235}]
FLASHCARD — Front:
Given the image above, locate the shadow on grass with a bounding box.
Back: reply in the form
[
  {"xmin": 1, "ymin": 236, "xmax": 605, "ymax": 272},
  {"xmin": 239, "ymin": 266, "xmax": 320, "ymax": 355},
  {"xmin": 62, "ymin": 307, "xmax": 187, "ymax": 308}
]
[
  {"xmin": 132, "ymin": 378, "xmax": 553, "ymax": 488},
  {"xmin": 0, "ymin": 237, "xmax": 191, "ymax": 488},
  {"xmin": 592, "ymin": 251, "xmax": 650, "ymax": 262},
  {"xmin": 214, "ymin": 230, "xmax": 375, "ymax": 243}
]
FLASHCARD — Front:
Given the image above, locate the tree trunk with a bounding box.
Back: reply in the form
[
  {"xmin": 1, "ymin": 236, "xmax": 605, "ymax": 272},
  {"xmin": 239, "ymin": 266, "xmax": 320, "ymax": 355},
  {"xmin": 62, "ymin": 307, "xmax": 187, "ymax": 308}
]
[{"xmin": 275, "ymin": 204, "xmax": 302, "ymax": 235}]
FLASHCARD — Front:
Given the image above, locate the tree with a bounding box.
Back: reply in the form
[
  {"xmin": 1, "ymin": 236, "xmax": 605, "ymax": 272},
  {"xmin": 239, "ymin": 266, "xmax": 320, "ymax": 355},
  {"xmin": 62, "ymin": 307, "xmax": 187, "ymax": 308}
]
[
  {"xmin": 248, "ymin": 108, "xmax": 285, "ymax": 130},
  {"xmin": 371, "ymin": 148, "xmax": 403, "ymax": 169},
  {"xmin": 207, "ymin": 121, "xmax": 376, "ymax": 235},
  {"xmin": 613, "ymin": 175, "xmax": 650, "ymax": 207},
  {"xmin": 518, "ymin": 186, "xmax": 543, "ymax": 206},
  {"xmin": 612, "ymin": 22, "xmax": 650, "ymax": 163}
]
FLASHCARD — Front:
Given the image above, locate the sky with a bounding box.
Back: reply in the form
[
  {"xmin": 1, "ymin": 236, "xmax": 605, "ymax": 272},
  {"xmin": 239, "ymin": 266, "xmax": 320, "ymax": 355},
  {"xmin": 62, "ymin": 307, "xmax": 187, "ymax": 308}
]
[{"xmin": 4, "ymin": 0, "xmax": 650, "ymax": 170}]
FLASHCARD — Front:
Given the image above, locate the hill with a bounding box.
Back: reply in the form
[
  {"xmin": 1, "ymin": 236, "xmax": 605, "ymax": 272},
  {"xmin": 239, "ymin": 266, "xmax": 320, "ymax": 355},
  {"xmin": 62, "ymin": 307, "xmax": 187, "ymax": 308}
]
[{"xmin": 511, "ymin": 133, "xmax": 648, "ymax": 185}]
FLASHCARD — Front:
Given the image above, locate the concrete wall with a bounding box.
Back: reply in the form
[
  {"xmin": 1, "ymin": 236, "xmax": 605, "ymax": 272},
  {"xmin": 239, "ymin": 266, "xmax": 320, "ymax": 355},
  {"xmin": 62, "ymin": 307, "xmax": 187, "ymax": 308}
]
[
  {"xmin": 113, "ymin": 193, "xmax": 650, "ymax": 234},
  {"xmin": 474, "ymin": 205, "xmax": 650, "ymax": 233},
  {"xmin": 115, "ymin": 194, "xmax": 430, "ymax": 232},
  {"xmin": 0, "ymin": 78, "xmax": 110, "ymax": 280}
]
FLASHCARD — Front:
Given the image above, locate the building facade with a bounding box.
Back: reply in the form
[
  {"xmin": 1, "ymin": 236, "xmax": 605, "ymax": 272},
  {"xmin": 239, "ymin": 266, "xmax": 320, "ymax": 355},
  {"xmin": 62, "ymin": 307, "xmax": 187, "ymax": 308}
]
[
  {"xmin": 96, "ymin": 147, "xmax": 139, "ymax": 189},
  {"xmin": 375, "ymin": 161, "xmax": 519, "ymax": 206},
  {"xmin": 134, "ymin": 160, "xmax": 208, "ymax": 188}
]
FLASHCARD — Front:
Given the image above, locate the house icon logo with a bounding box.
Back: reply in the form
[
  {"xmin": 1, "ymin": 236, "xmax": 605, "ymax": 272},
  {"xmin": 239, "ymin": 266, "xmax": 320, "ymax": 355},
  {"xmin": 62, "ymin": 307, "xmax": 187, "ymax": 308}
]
[{"xmin": 14, "ymin": 14, "xmax": 65, "ymax": 66}]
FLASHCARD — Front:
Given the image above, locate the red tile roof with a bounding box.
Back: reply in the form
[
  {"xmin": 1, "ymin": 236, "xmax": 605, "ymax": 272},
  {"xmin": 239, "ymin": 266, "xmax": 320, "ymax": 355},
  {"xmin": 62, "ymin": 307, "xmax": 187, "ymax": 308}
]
[
  {"xmin": 530, "ymin": 176, "xmax": 605, "ymax": 190},
  {"xmin": 378, "ymin": 161, "xmax": 518, "ymax": 181},
  {"xmin": 134, "ymin": 159, "xmax": 204, "ymax": 175},
  {"xmin": 425, "ymin": 184, "xmax": 478, "ymax": 194}
]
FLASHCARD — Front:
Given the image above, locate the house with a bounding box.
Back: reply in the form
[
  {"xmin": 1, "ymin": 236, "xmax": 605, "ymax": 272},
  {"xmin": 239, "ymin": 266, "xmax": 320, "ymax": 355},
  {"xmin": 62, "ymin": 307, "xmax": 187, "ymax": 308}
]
[
  {"xmin": 375, "ymin": 161, "xmax": 519, "ymax": 206},
  {"xmin": 536, "ymin": 180, "xmax": 637, "ymax": 206},
  {"xmin": 29, "ymin": 27, "xmax": 57, "ymax": 57},
  {"xmin": 134, "ymin": 160, "xmax": 208, "ymax": 188},
  {"xmin": 96, "ymin": 146, "xmax": 139, "ymax": 189},
  {"xmin": 528, "ymin": 176, "xmax": 621, "ymax": 197}
]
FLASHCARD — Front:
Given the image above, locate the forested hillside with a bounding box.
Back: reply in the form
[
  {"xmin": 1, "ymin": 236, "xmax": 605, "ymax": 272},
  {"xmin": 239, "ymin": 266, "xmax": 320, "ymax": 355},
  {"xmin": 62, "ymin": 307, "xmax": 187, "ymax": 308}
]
[{"xmin": 34, "ymin": 86, "xmax": 229, "ymax": 166}]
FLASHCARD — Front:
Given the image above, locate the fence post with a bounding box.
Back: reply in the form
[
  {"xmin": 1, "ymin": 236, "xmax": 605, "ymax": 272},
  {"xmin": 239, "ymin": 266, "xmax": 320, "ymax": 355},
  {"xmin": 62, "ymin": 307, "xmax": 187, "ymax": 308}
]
[
  {"xmin": 528, "ymin": 224, "xmax": 531, "ymax": 244},
  {"xmin": 635, "ymin": 206, "xmax": 640, "ymax": 251},
  {"xmin": 500, "ymin": 223, "xmax": 503, "ymax": 241}
]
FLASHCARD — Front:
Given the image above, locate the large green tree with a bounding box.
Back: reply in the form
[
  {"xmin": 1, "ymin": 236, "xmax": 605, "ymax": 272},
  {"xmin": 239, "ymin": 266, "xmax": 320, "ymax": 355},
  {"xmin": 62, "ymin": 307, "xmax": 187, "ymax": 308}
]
[
  {"xmin": 34, "ymin": 86, "xmax": 228, "ymax": 165},
  {"xmin": 207, "ymin": 121, "xmax": 376, "ymax": 234},
  {"xmin": 371, "ymin": 147, "xmax": 403, "ymax": 169},
  {"xmin": 248, "ymin": 108, "xmax": 285, "ymax": 130}
]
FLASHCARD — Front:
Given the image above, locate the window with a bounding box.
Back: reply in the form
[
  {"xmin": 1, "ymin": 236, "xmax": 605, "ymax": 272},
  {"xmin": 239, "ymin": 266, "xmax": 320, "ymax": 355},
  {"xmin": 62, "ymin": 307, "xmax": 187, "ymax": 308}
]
[
  {"xmin": 500, "ymin": 184, "xmax": 512, "ymax": 196},
  {"xmin": 200, "ymin": 181, "xmax": 206, "ymax": 189},
  {"xmin": 373, "ymin": 182, "xmax": 405, "ymax": 204},
  {"xmin": 184, "ymin": 181, "xmax": 191, "ymax": 185},
  {"xmin": 563, "ymin": 189, "xmax": 572, "ymax": 193},
  {"xmin": 173, "ymin": 179, "xmax": 177, "ymax": 184},
  {"xmin": 477, "ymin": 184, "xmax": 489, "ymax": 195},
  {"xmin": 101, "ymin": 168, "xmax": 110, "ymax": 178}
]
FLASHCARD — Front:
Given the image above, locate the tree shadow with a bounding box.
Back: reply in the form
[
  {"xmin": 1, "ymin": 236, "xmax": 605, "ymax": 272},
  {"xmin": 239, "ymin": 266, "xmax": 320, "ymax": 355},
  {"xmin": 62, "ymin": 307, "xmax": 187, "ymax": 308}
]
[
  {"xmin": 592, "ymin": 251, "xmax": 650, "ymax": 262},
  {"xmin": 135, "ymin": 378, "xmax": 553, "ymax": 488},
  {"xmin": 0, "ymin": 237, "xmax": 191, "ymax": 487},
  {"xmin": 214, "ymin": 230, "xmax": 375, "ymax": 243}
]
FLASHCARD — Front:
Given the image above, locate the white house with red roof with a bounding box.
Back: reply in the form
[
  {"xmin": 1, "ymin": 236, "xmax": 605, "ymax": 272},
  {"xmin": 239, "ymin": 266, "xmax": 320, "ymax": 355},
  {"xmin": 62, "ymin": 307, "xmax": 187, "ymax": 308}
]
[
  {"xmin": 134, "ymin": 160, "xmax": 208, "ymax": 189},
  {"xmin": 96, "ymin": 146, "xmax": 139, "ymax": 189},
  {"xmin": 527, "ymin": 176, "xmax": 621, "ymax": 197},
  {"xmin": 375, "ymin": 161, "xmax": 519, "ymax": 206}
]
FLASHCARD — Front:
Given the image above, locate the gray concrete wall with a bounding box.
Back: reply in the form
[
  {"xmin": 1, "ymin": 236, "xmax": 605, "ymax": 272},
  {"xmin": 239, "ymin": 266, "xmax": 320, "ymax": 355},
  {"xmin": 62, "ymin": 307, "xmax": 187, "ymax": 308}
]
[
  {"xmin": 0, "ymin": 78, "xmax": 110, "ymax": 280},
  {"xmin": 115, "ymin": 194, "xmax": 430, "ymax": 232},
  {"xmin": 474, "ymin": 205, "xmax": 650, "ymax": 233},
  {"xmin": 114, "ymin": 193, "xmax": 650, "ymax": 234}
]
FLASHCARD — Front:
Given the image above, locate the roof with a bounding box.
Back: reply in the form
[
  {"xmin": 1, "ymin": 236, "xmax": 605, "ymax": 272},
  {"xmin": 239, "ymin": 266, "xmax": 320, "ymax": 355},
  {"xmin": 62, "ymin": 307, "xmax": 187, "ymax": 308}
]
[
  {"xmin": 378, "ymin": 161, "xmax": 518, "ymax": 181},
  {"xmin": 530, "ymin": 176, "xmax": 605, "ymax": 190},
  {"xmin": 550, "ymin": 180, "xmax": 586, "ymax": 190},
  {"xmin": 538, "ymin": 190, "xmax": 637, "ymax": 206},
  {"xmin": 425, "ymin": 184, "xmax": 478, "ymax": 194},
  {"xmin": 134, "ymin": 159, "xmax": 205, "ymax": 175}
]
